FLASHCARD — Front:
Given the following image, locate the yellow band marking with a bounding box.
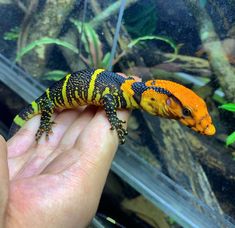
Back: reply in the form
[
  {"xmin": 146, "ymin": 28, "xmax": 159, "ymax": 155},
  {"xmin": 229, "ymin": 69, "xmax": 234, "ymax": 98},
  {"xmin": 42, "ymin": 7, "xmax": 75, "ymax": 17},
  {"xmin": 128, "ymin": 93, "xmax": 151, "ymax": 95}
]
[
  {"xmin": 120, "ymin": 82, "xmax": 132, "ymax": 108},
  {"xmin": 120, "ymin": 79, "xmax": 139, "ymax": 109},
  {"xmin": 46, "ymin": 88, "xmax": 63, "ymax": 109},
  {"xmin": 81, "ymin": 90, "xmax": 85, "ymax": 100},
  {"xmin": 102, "ymin": 87, "xmax": 110, "ymax": 97},
  {"xmin": 113, "ymin": 91, "xmax": 121, "ymax": 108},
  {"xmin": 14, "ymin": 115, "xmax": 25, "ymax": 127},
  {"xmin": 62, "ymin": 74, "xmax": 71, "ymax": 108},
  {"xmin": 31, "ymin": 101, "xmax": 39, "ymax": 113},
  {"xmin": 54, "ymin": 99, "xmax": 63, "ymax": 109},
  {"xmin": 95, "ymin": 93, "xmax": 101, "ymax": 104},
  {"xmin": 71, "ymin": 97, "xmax": 78, "ymax": 107},
  {"xmin": 46, "ymin": 88, "xmax": 50, "ymax": 99},
  {"xmin": 87, "ymin": 69, "xmax": 105, "ymax": 101},
  {"xmin": 72, "ymin": 91, "xmax": 81, "ymax": 107},
  {"xmin": 74, "ymin": 91, "xmax": 86, "ymax": 106},
  {"xmin": 123, "ymin": 93, "xmax": 131, "ymax": 107}
]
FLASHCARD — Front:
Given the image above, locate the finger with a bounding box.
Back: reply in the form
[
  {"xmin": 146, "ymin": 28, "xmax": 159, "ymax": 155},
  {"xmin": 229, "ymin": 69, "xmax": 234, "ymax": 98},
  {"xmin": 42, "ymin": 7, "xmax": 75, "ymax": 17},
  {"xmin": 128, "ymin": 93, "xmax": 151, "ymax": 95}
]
[
  {"xmin": 53, "ymin": 110, "xmax": 130, "ymax": 218},
  {"xmin": 74, "ymin": 109, "xmax": 122, "ymax": 153},
  {"xmin": 36, "ymin": 109, "xmax": 80, "ymax": 147},
  {"xmin": 64, "ymin": 108, "xmax": 130, "ymax": 179},
  {"xmin": 40, "ymin": 107, "xmax": 104, "ymax": 174},
  {"xmin": 75, "ymin": 109, "xmax": 130, "ymax": 151},
  {"xmin": 42, "ymin": 108, "xmax": 130, "ymax": 175},
  {"xmin": 27, "ymin": 107, "xmax": 96, "ymax": 176},
  {"xmin": 7, "ymin": 114, "xmax": 54, "ymax": 179},
  {"xmin": 7, "ymin": 115, "xmax": 41, "ymax": 158},
  {"xmin": 58, "ymin": 106, "xmax": 97, "ymax": 150},
  {"xmin": 39, "ymin": 109, "xmax": 130, "ymax": 226},
  {"xmin": 0, "ymin": 135, "xmax": 9, "ymax": 225},
  {"xmin": 12, "ymin": 110, "xmax": 81, "ymax": 179}
]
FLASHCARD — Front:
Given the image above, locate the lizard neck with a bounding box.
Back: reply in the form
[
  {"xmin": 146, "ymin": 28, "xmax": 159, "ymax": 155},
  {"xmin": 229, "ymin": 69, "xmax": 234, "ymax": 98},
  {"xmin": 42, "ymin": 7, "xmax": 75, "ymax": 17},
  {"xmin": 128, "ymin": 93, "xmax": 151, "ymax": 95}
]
[
  {"xmin": 132, "ymin": 81, "xmax": 172, "ymax": 116},
  {"xmin": 119, "ymin": 80, "xmax": 143, "ymax": 109}
]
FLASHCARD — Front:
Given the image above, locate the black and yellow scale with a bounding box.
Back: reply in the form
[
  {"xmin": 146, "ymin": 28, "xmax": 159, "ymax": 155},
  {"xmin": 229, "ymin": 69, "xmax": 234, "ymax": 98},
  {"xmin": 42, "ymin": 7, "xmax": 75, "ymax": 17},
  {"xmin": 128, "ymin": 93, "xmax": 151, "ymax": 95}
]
[{"xmin": 9, "ymin": 68, "xmax": 216, "ymax": 143}]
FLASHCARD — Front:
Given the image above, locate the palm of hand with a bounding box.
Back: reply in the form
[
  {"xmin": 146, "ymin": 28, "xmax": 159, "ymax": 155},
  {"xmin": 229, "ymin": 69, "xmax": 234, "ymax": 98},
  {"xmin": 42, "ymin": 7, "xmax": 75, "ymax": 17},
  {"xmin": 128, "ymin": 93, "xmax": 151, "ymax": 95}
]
[{"xmin": 2, "ymin": 107, "xmax": 128, "ymax": 227}]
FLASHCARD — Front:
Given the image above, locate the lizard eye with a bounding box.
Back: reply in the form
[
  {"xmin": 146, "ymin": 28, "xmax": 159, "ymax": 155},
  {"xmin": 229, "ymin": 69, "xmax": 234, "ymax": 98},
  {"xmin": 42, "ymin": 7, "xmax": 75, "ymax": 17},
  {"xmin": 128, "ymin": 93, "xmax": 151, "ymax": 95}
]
[{"xmin": 182, "ymin": 107, "xmax": 191, "ymax": 117}]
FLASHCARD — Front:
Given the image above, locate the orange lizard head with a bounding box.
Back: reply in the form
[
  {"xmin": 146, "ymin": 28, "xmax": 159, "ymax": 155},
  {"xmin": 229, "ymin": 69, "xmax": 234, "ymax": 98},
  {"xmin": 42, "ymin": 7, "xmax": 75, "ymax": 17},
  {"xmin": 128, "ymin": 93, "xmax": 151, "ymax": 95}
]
[{"xmin": 143, "ymin": 80, "xmax": 216, "ymax": 135}]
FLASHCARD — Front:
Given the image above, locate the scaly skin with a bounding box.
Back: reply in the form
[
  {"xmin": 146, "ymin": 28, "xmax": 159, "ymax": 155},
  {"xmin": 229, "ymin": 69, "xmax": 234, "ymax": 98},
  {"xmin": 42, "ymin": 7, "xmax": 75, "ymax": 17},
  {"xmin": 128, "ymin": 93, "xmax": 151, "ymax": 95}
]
[
  {"xmin": 145, "ymin": 80, "xmax": 215, "ymax": 135},
  {"xmin": 9, "ymin": 69, "xmax": 216, "ymax": 144}
]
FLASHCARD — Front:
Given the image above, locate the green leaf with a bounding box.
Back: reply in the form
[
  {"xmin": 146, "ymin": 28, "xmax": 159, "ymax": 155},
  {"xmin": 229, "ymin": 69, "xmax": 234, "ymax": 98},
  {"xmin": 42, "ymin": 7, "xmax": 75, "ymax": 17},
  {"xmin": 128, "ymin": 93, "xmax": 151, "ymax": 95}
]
[
  {"xmin": 70, "ymin": 18, "xmax": 103, "ymax": 67},
  {"xmin": 219, "ymin": 103, "xmax": 235, "ymax": 112},
  {"xmin": 42, "ymin": 70, "xmax": 67, "ymax": 81},
  {"xmin": 70, "ymin": 19, "xmax": 90, "ymax": 53},
  {"xmin": 84, "ymin": 23, "xmax": 103, "ymax": 66},
  {"xmin": 226, "ymin": 131, "xmax": 235, "ymax": 146},
  {"xmin": 16, "ymin": 37, "xmax": 79, "ymax": 62},
  {"xmin": 128, "ymin": 35, "xmax": 179, "ymax": 62},
  {"xmin": 101, "ymin": 52, "xmax": 111, "ymax": 68},
  {"xmin": 4, "ymin": 26, "xmax": 20, "ymax": 41}
]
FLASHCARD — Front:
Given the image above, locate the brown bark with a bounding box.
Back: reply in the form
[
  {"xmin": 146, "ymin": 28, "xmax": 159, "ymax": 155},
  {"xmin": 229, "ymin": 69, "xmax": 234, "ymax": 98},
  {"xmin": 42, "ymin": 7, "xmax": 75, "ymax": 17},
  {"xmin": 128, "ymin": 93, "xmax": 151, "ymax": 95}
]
[{"xmin": 140, "ymin": 112, "xmax": 223, "ymax": 212}]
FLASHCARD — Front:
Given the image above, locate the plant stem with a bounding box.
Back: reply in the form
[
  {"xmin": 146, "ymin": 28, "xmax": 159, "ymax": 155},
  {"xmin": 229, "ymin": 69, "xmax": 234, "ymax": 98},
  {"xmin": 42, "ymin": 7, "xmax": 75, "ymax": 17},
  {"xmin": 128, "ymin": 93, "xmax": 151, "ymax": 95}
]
[{"xmin": 89, "ymin": 0, "xmax": 138, "ymax": 29}]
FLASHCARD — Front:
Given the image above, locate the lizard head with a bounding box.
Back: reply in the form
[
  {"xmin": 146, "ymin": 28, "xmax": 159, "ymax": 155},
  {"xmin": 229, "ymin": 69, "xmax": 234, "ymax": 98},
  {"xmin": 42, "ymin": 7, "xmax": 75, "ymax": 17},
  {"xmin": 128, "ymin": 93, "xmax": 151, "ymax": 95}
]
[{"xmin": 143, "ymin": 80, "xmax": 216, "ymax": 135}]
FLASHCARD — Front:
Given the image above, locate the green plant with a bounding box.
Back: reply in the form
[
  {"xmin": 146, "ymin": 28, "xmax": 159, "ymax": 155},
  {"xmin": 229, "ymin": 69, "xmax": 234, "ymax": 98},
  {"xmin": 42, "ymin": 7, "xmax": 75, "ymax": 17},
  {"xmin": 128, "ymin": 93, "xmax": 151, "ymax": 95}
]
[
  {"xmin": 42, "ymin": 70, "xmax": 67, "ymax": 81},
  {"xmin": 15, "ymin": 19, "xmax": 179, "ymax": 72},
  {"xmin": 219, "ymin": 103, "xmax": 235, "ymax": 146},
  {"xmin": 128, "ymin": 35, "xmax": 179, "ymax": 62},
  {"xmin": 4, "ymin": 26, "xmax": 20, "ymax": 41},
  {"xmin": 70, "ymin": 18, "xmax": 110, "ymax": 68},
  {"xmin": 71, "ymin": 18, "xmax": 179, "ymax": 67},
  {"xmin": 16, "ymin": 37, "xmax": 78, "ymax": 62}
]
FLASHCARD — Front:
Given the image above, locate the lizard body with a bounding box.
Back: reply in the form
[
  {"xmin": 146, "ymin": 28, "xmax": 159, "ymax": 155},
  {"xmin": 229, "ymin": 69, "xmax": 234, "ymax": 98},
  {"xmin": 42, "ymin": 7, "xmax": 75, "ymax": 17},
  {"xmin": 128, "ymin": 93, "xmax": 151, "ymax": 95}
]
[{"xmin": 9, "ymin": 69, "xmax": 216, "ymax": 143}]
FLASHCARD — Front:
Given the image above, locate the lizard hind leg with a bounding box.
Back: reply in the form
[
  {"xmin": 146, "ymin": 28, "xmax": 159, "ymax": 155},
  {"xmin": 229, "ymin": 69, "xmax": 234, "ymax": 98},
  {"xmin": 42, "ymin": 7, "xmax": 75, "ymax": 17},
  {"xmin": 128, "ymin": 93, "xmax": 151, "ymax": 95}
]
[{"xmin": 35, "ymin": 100, "xmax": 55, "ymax": 142}]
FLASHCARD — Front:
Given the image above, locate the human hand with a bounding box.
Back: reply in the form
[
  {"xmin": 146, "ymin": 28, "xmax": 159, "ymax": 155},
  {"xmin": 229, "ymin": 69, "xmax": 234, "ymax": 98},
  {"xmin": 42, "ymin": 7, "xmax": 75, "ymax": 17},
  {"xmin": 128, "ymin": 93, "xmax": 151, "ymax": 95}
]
[{"xmin": 0, "ymin": 106, "xmax": 129, "ymax": 228}]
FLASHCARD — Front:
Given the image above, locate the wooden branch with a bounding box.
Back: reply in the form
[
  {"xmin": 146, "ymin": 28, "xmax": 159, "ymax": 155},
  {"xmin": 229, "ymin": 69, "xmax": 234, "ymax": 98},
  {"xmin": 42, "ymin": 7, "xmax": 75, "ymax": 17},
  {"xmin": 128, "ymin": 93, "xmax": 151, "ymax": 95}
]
[
  {"xmin": 183, "ymin": 0, "xmax": 235, "ymax": 103},
  {"xmin": 89, "ymin": 0, "xmax": 138, "ymax": 29},
  {"xmin": 125, "ymin": 50, "xmax": 212, "ymax": 79},
  {"xmin": 141, "ymin": 112, "xmax": 223, "ymax": 213}
]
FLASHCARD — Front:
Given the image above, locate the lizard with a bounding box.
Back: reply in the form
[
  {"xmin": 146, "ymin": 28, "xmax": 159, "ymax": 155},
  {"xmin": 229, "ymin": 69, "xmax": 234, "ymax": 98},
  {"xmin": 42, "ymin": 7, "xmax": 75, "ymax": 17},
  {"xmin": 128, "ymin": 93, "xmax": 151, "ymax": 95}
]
[{"xmin": 9, "ymin": 68, "xmax": 216, "ymax": 144}]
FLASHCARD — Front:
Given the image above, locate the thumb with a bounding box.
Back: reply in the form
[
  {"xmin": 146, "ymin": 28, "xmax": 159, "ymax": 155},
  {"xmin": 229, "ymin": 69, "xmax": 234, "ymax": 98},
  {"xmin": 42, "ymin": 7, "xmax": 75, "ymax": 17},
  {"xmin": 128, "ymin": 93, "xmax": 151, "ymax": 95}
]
[{"xmin": 0, "ymin": 135, "xmax": 9, "ymax": 225}]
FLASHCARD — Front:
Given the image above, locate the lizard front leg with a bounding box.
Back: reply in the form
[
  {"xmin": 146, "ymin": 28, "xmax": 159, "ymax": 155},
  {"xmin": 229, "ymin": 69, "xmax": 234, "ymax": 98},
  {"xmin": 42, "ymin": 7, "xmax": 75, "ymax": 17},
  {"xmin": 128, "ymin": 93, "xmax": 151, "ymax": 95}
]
[
  {"xmin": 103, "ymin": 94, "xmax": 128, "ymax": 144},
  {"xmin": 36, "ymin": 99, "xmax": 55, "ymax": 142}
]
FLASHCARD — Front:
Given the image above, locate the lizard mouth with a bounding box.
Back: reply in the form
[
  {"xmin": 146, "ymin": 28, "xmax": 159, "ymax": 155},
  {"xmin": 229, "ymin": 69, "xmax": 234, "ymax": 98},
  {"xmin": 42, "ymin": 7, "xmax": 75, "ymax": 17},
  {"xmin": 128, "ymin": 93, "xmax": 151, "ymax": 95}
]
[
  {"xmin": 190, "ymin": 123, "xmax": 216, "ymax": 135},
  {"xmin": 179, "ymin": 115, "xmax": 216, "ymax": 136},
  {"xmin": 202, "ymin": 123, "xmax": 216, "ymax": 135}
]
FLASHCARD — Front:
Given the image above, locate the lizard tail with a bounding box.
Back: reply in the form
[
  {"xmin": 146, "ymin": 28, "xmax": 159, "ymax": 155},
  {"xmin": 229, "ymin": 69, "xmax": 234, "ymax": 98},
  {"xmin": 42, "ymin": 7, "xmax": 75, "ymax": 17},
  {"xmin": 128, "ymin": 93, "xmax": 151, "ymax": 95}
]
[{"xmin": 8, "ymin": 101, "xmax": 40, "ymax": 138}]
